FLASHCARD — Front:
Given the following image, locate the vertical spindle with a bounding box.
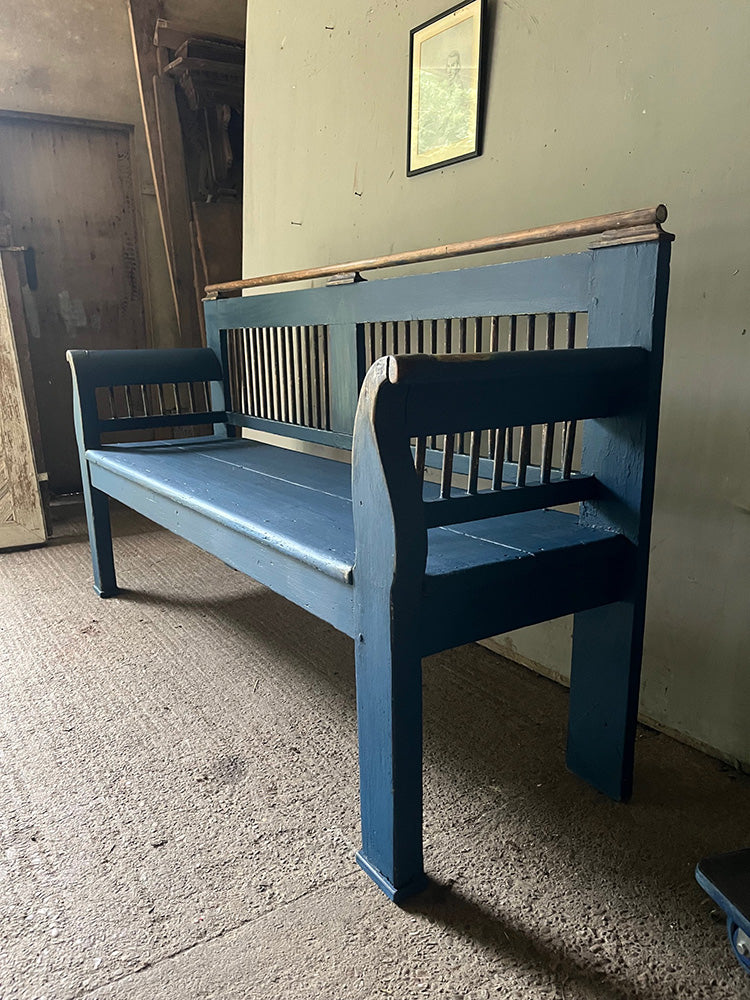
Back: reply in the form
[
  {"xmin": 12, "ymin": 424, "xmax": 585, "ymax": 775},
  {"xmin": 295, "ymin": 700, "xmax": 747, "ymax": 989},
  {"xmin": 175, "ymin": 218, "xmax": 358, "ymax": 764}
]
[
  {"xmin": 320, "ymin": 326, "xmax": 330, "ymax": 430},
  {"xmin": 415, "ymin": 437, "xmax": 426, "ymax": 482},
  {"xmin": 440, "ymin": 434, "xmax": 455, "ymax": 499},
  {"xmin": 561, "ymin": 313, "xmax": 578, "ymax": 477},
  {"xmin": 492, "ymin": 428, "xmax": 507, "ymax": 490},
  {"xmin": 311, "ymin": 325, "xmax": 322, "ymax": 428},
  {"xmin": 506, "ymin": 316, "xmax": 517, "ymax": 461},
  {"xmin": 467, "ymin": 431, "xmax": 481, "ymax": 494},
  {"xmin": 379, "ymin": 322, "xmax": 387, "ymax": 359},
  {"xmin": 540, "ymin": 313, "xmax": 556, "ymax": 483},
  {"xmin": 487, "ymin": 316, "xmax": 500, "ymax": 457}
]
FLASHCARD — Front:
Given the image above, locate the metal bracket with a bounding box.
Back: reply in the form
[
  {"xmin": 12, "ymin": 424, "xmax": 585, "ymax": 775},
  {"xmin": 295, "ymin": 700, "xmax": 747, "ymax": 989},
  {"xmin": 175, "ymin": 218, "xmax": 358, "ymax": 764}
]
[
  {"xmin": 589, "ymin": 223, "xmax": 674, "ymax": 249},
  {"xmin": 326, "ymin": 271, "xmax": 366, "ymax": 287}
]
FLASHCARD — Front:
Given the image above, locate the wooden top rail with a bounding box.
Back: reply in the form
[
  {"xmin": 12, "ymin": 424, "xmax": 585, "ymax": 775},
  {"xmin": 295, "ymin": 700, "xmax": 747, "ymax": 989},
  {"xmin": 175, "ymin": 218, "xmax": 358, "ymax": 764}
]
[{"xmin": 205, "ymin": 205, "xmax": 668, "ymax": 298}]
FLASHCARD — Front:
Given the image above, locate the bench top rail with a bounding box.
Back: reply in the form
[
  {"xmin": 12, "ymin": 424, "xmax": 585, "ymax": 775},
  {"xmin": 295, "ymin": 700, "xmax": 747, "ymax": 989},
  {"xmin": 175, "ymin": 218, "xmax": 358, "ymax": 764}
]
[{"xmin": 205, "ymin": 205, "xmax": 668, "ymax": 297}]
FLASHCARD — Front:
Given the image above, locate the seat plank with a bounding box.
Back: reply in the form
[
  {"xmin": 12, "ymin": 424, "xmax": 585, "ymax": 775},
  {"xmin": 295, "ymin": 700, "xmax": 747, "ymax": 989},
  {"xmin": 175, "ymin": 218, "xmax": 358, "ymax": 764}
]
[
  {"xmin": 88, "ymin": 438, "xmax": 620, "ymax": 602},
  {"xmin": 87, "ymin": 440, "xmax": 355, "ymax": 583}
]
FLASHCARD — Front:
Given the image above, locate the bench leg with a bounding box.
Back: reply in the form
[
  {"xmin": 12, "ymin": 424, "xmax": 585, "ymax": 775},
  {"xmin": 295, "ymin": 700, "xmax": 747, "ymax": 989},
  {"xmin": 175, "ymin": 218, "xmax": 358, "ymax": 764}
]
[
  {"xmin": 354, "ymin": 627, "xmax": 427, "ymax": 903},
  {"xmin": 566, "ymin": 601, "xmax": 644, "ymax": 801},
  {"xmin": 82, "ymin": 479, "xmax": 118, "ymax": 598}
]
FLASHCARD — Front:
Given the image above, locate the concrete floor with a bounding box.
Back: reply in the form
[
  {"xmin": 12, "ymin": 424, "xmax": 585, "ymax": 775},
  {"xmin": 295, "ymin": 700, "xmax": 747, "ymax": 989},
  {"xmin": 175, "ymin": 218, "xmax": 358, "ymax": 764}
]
[{"xmin": 1, "ymin": 502, "xmax": 749, "ymax": 1000}]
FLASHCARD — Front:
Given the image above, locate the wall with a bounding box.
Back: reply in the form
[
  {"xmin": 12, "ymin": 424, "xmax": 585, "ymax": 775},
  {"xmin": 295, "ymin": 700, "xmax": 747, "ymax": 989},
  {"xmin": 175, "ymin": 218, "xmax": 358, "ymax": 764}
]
[{"xmin": 243, "ymin": 0, "xmax": 750, "ymax": 767}]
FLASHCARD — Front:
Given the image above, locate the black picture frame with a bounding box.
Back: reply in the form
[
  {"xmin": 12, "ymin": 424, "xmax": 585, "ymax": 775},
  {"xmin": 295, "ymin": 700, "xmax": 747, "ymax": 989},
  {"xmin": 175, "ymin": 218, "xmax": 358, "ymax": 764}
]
[{"xmin": 407, "ymin": 0, "xmax": 486, "ymax": 176}]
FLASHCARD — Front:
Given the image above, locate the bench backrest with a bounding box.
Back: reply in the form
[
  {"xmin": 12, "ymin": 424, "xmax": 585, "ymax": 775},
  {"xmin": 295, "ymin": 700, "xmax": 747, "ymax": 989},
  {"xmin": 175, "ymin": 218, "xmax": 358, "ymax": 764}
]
[{"xmin": 203, "ymin": 234, "xmax": 671, "ymax": 543}]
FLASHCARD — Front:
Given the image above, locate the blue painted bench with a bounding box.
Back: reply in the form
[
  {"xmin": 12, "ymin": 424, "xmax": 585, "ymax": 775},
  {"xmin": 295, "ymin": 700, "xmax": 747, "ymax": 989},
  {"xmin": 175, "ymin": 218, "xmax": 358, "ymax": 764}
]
[{"xmin": 68, "ymin": 210, "xmax": 672, "ymax": 902}]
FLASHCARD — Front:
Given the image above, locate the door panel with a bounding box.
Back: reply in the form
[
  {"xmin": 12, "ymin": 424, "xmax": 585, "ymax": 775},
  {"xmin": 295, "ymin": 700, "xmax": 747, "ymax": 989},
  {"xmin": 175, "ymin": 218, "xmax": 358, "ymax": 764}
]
[
  {"xmin": 0, "ymin": 116, "xmax": 147, "ymax": 493},
  {"xmin": 0, "ymin": 255, "xmax": 46, "ymax": 549}
]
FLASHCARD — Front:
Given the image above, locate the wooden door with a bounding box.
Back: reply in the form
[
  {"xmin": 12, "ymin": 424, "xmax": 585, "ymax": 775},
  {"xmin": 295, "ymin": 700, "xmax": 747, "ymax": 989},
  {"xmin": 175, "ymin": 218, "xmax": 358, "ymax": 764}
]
[
  {"xmin": 0, "ymin": 254, "xmax": 46, "ymax": 549},
  {"xmin": 0, "ymin": 114, "xmax": 148, "ymax": 494}
]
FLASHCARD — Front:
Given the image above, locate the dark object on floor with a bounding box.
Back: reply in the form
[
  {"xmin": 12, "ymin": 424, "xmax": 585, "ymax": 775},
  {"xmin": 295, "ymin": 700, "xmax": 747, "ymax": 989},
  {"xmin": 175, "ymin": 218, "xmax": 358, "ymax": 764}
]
[
  {"xmin": 697, "ymin": 850, "xmax": 750, "ymax": 972},
  {"xmin": 67, "ymin": 208, "xmax": 672, "ymax": 903}
]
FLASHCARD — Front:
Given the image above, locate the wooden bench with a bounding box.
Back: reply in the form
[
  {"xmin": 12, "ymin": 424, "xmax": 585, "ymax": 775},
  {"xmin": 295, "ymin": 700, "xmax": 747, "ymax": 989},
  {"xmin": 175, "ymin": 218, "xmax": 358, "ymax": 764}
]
[{"xmin": 68, "ymin": 208, "xmax": 672, "ymax": 902}]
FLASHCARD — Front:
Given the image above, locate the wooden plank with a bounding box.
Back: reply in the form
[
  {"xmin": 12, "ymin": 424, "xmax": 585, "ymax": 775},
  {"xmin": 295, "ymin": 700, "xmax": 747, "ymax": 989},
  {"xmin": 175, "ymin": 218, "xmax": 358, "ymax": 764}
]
[
  {"xmin": 422, "ymin": 475, "xmax": 598, "ymax": 528},
  {"xmin": 205, "ymin": 251, "xmax": 594, "ymax": 332},
  {"xmin": 398, "ymin": 347, "xmax": 647, "ymax": 438},
  {"xmin": 89, "ymin": 460, "xmax": 354, "ymax": 637},
  {"xmin": 189, "ymin": 218, "xmax": 208, "ymax": 343},
  {"xmin": 67, "ymin": 347, "xmax": 222, "ymax": 388},
  {"xmin": 192, "ymin": 201, "xmax": 242, "ymax": 286},
  {"xmin": 567, "ymin": 235, "xmax": 672, "ymax": 802},
  {"xmin": 87, "ymin": 443, "xmax": 356, "ymax": 582},
  {"xmin": 0, "ymin": 256, "xmax": 46, "ymax": 549},
  {"xmin": 328, "ymin": 324, "xmax": 366, "ymax": 435},
  {"xmin": 228, "ymin": 412, "xmax": 353, "ymax": 451},
  {"xmin": 128, "ymin": 0, "xmax": 201, "ymax": 348},
  {"xmin": 152, "ymin": 72, "xmax": 202, "ymax": 346},
  {"xmin": 0, "ymin": 118, "xmax": 149, "ymax": 492},
  {"xmin": 97, "ymin": 412, "xmax": 226, "ymax": 433},
  {"xmin": 351, "ymin": 355, "xmax": 428, "ymax": 900},
  {"xmin": 0, "ymin": 250, "xmax": 48, "ymax": 523},
  {"xmin": 420, "ymin": 533, "xmax": 632, "ymax": 657},
  {"xmin": 206, "ymin": 205, "xmax": 668, "ymax": 295}
]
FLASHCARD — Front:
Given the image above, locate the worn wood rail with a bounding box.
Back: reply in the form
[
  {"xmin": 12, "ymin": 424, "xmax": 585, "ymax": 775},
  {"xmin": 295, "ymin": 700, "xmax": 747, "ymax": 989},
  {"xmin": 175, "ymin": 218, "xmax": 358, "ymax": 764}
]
[
  {"xmin": 69, "ymin": 210, "xmax": 672, "ymax": 903},
  {"xmin": 205, "ymin": 205, "xmax": 668, "ymax": 296}
]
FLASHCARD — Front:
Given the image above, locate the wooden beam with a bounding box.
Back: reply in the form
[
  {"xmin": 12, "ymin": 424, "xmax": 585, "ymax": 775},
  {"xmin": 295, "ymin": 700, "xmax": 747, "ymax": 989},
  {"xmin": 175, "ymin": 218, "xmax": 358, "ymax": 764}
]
[
  {"xmin": 206, "ymin": 205, "xmax": 669, "ymax": 297},
  {"xmin": 127, "ymin": 0, "xmax": 202, "ymax": 347},
  {"xmin": 152, "ymin": 72, "xmax": 202, "ymax": 346}
]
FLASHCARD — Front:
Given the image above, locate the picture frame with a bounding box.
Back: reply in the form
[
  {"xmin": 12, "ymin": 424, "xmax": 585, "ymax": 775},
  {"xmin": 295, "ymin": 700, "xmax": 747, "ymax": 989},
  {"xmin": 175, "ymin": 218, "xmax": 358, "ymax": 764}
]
[{"xmin": 408, "ymin": 0, "xmax": 486, "ymax": 176}]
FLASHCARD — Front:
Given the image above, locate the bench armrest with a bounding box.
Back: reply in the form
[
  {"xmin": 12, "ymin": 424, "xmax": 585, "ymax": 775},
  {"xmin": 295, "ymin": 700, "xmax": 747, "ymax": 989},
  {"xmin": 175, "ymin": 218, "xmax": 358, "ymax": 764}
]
[
  {"xmin": 67, "ymin": 347, "xmax": 228, "ymax": 448},
  {"xmin": 66, "ymin": 347, "xmax": 223, "ymax": 388},
  {"xmin": 351, "ymin": 348, "xmax": 649, "ymax": 591}
]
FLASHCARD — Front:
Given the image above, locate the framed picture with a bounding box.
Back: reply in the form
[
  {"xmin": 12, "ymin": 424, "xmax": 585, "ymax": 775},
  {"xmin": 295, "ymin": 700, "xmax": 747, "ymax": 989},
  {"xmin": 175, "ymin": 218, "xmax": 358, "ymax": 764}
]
[{"xmin": 408, "ymin": 0, "xmax": 486, "ymax": 176}]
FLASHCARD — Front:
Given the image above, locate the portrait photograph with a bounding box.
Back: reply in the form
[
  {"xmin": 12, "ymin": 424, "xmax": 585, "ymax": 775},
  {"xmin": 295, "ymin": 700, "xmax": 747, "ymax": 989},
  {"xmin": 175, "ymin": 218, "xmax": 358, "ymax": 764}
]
[{"xmin": 408, "ymin": 0, "xmax": 485, "ymax": 176}]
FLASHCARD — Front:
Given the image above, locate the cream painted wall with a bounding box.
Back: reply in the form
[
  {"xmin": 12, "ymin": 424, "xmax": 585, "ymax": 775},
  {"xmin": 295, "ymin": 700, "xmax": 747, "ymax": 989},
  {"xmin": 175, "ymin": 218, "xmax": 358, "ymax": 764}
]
[{"xmin": 243, "ymin": 0, "xmax": 750, "ymax": 767}]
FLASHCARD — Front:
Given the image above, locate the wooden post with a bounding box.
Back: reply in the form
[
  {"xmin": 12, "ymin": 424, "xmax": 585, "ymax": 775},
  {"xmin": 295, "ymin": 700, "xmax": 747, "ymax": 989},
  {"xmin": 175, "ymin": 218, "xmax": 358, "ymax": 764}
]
[
  {"xmin": 127, "ymin": 0, "xmax": 202, "ymax": 348},
  {"xmin": 351, "ymin": 358, "xmax": 428, "ymax": 901},
  {"xmin": 67, "ymin": 353, "xmax": 118, "ymax": 597},
  {"xmin": 327, "ymin": 323, "xmax": 366, "ymax": 435},
  {"xmin": 566, "ymin": 234, "xmax": 672, "ymax": 800}
]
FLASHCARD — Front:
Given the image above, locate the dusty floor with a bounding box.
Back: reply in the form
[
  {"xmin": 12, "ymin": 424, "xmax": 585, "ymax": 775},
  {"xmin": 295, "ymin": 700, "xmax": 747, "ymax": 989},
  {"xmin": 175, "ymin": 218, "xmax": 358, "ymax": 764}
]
[{"xmin": 1, "ymin": 502, "xmax": 749, "ymax": 1000}]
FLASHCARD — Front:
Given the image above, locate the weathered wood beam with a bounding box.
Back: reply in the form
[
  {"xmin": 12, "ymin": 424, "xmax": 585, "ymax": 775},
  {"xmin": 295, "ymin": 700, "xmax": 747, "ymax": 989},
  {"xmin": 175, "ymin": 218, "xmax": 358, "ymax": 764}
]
[
  {"xmin": 206, "ymin": 205, "xmax": 669, "ymax": 297},
  {"xmin": 127, "ymin": 0, "xmax": 202, "ymax": 347}
]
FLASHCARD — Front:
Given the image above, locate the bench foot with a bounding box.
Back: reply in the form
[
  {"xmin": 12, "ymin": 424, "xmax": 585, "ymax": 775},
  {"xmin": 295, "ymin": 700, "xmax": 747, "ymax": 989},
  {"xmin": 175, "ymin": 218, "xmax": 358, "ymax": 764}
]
[
  {"xmin": 354, "ymin": 631, "xmax": 425, "ymax": 903},
  {"xmin": 567, "ymin": 601, "xmax": 644, "ymax": 801},
  {"xmin": 356, "ymin": 851, "xmax": 428, "ymax": 903},
  {"xmin": 82, "ymin": 484, "xmax": 118, "ymax": 598}
]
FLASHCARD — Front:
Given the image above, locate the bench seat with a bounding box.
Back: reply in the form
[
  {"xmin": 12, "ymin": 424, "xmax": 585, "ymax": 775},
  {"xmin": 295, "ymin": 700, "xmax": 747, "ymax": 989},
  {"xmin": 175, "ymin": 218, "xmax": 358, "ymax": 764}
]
[{"xmin": 87, "ymin": 436, "xmax": 630, "ymax": 654}]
